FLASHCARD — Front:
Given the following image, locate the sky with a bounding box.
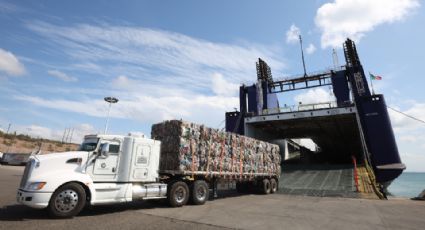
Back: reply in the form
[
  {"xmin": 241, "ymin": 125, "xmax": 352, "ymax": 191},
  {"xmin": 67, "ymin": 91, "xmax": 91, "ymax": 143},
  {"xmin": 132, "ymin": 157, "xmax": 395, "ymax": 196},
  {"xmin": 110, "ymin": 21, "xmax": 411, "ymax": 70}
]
[{"xmin": 0, "ymin": 0, "xmax": 424, "ymax": 172}]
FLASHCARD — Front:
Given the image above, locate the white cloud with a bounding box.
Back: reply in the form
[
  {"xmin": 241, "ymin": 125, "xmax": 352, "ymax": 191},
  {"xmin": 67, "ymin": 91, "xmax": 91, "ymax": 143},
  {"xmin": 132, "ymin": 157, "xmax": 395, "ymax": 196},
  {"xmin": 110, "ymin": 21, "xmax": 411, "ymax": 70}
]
[
  {"xmin": 387, "ymin": 102, "xmax": 425, "ymax": 172},
  {"xmin": 315, "ymin": 0, "xmax": 420, "ymax": 48},
  {"xmin": 0, "ymin": 2, "xmax": 19, "ymax": 13},
  {"xmin": 47, "ymin": 70, "xmax": 78, "ymax": 82},
  {"xmin": 293, "ymin": 88, "xmax": 335, "ymax": 104},
  {"xmin": 15, "ymin": 95, "xmax": 117, "ymax": 118},
  {"xmin": 286, "ymin": 24, "xmax": 300, "ymax": 44},
  {"xmin": 388, "ymin": 103, "xmax": 425, "ymax": 132},
  {"xmin": 14, "ymin": 123, "xmax": 96, "ymax": 144},
  {"xmin": 15, "ymin": 92, "xmax": 239, "ymax": 129},
  {"xmin": 0, "ymin": 48, "xmax": 26, "ymax": 76},
  {"xmin": 17, "ymin": 22, "xmax": 286, "ymax": 129},
  {"xmin": 26, "ymin": 21, "xmax": 284, "ymax": 89},
  {"xmin": 399, "ymin": 135, "xmax": 420, "ymax": 143},
  {"xmin": 27, "ymin": 125, "xmax": 60, "ymax": 140},
  {"xmin": 112, "ymin": 75, "xmax": 132, "ymax": 88},
  {"xmin": 211, "ymin": 73, "xmax": 239, "ymax": 97},
  {"xmin": 306, "ymin": 43, "xmax": 316, "ymax": 54},
  {"xmin": 68, "ymin": 124, "xmax": 97, "ymax": 143}
]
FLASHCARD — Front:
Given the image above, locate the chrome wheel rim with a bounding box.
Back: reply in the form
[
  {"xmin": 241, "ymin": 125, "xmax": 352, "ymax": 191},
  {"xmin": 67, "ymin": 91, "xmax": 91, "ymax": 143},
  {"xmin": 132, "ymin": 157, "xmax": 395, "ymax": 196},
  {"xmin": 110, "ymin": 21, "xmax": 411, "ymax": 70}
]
[
  {"xmin": 175, "ymin": 186, "xmax": 186, "ymax": 203},
  {"xmin": 271, "ymin": 181, "xmax": 277, "ymax": 192},
  {"xmin": 54, "ymin": 189, "xmax": 79, "ymax": 213},
  {"xmin": 196, "ymin": 186, "xmax": 206, "ymax": 201}
]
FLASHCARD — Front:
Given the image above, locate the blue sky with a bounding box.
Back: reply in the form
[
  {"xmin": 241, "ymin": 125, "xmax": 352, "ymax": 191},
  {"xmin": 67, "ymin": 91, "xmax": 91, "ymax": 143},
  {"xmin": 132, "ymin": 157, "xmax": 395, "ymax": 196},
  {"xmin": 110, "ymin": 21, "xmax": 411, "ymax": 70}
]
[{"xmin": 0, "ymin": 0, "xmax": 424, "ymax": 171}]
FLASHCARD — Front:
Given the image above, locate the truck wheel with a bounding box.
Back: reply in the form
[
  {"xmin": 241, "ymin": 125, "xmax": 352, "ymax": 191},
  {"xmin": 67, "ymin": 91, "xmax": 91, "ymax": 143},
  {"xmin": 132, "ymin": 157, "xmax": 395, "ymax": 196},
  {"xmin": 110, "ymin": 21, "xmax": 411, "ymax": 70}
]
[
  {"xmin": 191, "ymin": 180, "xmax": 209, "ymax": 205},
  {"xmin": 261, "ymin": 178, "xmax": 271, "ymax": 194},
  {"xmin": 48, "ymin": 182, "xmax": 86, "ymax": 218},
  {"xmin": 270, "ymin": 178, "xmax": 278, "ymax": 194},
  {"xmin": 167, "ymin": 181, "xmax": 189, "ymax": 207}
]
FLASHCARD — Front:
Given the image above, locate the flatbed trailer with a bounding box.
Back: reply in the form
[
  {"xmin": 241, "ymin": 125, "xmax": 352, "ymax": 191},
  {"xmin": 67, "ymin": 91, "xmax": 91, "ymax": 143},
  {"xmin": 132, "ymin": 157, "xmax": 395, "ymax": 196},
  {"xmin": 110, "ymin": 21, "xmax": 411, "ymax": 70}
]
[{"xmin": 16, "ymin": 120, "xmax": 281, "ymax": 218}]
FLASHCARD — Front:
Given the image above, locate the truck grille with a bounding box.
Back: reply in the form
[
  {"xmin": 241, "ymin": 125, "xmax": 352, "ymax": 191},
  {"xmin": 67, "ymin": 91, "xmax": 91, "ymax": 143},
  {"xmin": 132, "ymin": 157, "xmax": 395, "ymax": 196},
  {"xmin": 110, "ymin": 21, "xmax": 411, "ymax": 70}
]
[{"xmin": 19, "ymin": 159, "xmax": 34, "ymax": 189}]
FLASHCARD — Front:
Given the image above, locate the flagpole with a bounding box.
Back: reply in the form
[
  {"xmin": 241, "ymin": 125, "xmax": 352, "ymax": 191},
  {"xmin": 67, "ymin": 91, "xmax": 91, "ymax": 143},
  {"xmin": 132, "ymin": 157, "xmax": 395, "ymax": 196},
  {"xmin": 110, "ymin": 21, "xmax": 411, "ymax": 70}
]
[{"xmin": 369, "ymin": 72, "xmax": 375, "ymax": 95}]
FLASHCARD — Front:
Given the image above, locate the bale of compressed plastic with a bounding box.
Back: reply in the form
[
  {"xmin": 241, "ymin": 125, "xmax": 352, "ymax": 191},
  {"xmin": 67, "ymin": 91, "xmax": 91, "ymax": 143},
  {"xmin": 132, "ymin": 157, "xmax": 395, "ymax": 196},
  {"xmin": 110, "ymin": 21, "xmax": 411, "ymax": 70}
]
[{"xmin": 151, "ymin": 120, "xmax": 281, "ymax": 177}]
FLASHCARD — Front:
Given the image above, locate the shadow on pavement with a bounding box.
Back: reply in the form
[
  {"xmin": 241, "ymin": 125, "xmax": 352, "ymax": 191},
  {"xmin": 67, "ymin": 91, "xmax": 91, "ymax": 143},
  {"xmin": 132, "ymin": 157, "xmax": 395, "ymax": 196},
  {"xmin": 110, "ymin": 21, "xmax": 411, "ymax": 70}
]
[
  {"xmin": 0, "ymin": 204, "xmax": 50, "ymax": 221},
  {"xmin": 0, "ymin": 189, "xmax": 246, "ymax": 220}
]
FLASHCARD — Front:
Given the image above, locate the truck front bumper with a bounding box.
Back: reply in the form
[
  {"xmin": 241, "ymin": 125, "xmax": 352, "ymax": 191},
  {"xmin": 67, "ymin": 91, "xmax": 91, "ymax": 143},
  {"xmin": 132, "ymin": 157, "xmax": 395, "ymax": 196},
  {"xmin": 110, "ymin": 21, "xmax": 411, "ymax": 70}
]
[{"xmin": 17, "ymin": 189, "xmax": 52, "ymax": 209}]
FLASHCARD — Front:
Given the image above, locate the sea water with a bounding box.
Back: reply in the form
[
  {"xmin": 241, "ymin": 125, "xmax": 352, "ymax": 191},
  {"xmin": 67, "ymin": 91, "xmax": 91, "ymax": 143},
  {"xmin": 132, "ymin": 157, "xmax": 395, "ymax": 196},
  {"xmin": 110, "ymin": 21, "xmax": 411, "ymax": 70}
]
[{"xmin": 387, "ymin": 172, "xmax": 425, "ymax": 198}]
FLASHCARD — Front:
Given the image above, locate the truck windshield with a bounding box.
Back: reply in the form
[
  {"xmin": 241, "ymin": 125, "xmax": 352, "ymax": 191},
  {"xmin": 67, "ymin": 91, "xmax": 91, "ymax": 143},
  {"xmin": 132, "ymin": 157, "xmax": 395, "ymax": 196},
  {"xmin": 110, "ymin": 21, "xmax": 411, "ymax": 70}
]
[{"xmin": 79, "ymin": 138, "xmax": 99, "ymax": 151}]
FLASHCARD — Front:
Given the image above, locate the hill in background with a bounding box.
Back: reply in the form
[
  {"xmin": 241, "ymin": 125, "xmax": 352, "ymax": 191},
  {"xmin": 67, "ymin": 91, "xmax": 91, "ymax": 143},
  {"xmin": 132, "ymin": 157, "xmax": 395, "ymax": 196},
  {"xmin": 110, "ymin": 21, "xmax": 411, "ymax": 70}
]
[{"xmin": 0, "ymin": 131, "xmax": 79, "ymax": 154}]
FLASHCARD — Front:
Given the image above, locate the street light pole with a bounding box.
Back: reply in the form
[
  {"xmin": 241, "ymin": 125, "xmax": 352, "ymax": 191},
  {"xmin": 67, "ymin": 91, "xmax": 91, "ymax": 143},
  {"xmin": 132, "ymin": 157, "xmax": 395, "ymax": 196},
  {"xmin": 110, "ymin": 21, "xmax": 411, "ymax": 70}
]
[{"xmin": 104, "ymin": 97, "xmax": 119, "ymax": 134}]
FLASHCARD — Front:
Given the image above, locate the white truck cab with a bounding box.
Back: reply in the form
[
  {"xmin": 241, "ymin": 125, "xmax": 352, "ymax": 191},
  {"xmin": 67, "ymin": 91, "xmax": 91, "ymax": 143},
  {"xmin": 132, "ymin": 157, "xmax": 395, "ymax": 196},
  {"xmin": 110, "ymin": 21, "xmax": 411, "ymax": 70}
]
[{"xmin": 17, "ymin": 134, "xmax": 168, "ymax": 218}]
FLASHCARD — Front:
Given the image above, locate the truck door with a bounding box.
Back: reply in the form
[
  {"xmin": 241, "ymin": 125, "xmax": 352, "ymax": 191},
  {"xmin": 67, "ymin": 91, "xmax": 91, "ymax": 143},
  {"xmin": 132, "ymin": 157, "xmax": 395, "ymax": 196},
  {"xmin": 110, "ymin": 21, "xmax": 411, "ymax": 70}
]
[
  {"xmin": 92, "ymin": 140, "xmax": 121, "ymax": 180},
  {"xmin": 132, "ymin": 144, "xmax": 152, "ymax": 181}
]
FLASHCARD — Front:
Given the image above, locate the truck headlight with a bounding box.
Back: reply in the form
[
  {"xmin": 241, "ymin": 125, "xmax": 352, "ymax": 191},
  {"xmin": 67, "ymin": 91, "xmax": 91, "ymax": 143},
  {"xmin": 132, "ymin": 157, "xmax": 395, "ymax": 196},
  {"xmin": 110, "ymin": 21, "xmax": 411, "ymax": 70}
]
[{"xmin": 27, "ymin": 182, "xmax": 46, "ymax": 191}]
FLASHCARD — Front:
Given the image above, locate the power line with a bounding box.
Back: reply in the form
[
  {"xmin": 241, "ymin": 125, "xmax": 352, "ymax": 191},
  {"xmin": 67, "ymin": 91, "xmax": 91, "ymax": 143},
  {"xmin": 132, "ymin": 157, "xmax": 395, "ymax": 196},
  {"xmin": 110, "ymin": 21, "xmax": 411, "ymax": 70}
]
[
  {"xmin": 216, "ymin": 119, "xmax": 225, "ymax": 129},
  {"xmin": 387, "ymin": 106, "xmax": 425, "ymax": 124}
]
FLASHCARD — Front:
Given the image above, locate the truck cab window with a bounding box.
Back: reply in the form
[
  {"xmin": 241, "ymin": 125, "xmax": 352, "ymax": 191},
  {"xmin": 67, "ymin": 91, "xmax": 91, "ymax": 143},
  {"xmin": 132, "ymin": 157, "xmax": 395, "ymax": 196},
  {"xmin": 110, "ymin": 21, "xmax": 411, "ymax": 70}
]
[
  {"xmin": 109, "ymin": 144, "xmax": 120, "ymax": 154},
  {"xmin": 79, "ymin": 138, "xmax": 99, "ymax": 151}
]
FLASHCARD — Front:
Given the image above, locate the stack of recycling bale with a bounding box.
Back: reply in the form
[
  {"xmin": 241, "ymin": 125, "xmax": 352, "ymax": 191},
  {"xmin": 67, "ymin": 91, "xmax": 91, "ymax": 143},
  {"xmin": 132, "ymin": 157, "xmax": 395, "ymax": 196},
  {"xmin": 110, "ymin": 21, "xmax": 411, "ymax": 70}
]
[{"xmin": 151, "ymin": 120, "xmax": 281, "ymax": 177}]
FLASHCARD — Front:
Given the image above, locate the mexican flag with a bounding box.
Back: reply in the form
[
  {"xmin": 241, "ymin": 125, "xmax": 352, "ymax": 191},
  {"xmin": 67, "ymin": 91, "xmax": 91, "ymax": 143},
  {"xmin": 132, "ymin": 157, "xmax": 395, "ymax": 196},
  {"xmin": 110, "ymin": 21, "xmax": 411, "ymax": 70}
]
[{"xmin": 369, "ymin": 73, "xmax": 382, "ymax": 80}]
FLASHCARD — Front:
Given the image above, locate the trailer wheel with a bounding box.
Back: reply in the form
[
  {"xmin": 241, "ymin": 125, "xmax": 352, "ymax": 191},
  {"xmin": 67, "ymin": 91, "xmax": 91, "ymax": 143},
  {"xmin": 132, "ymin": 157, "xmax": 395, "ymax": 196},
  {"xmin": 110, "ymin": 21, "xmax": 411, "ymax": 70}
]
[
  {"xmin": 261, "ymin": 178, "xmax": 271, "ymax": 194},
  {"xmin": 167, "ymin": 181, "xmax": 189, "ymax": 207},
  {"xmin": 190, "ymin": 180, "xmax": 209, "ymax": 205},
  {"xmin": 270, "ymin": 178, "xmax": 278, "ymax": 194},
  {"xmin": 48, "ymin": 182, "xmax": 86, "ymax": 218}
]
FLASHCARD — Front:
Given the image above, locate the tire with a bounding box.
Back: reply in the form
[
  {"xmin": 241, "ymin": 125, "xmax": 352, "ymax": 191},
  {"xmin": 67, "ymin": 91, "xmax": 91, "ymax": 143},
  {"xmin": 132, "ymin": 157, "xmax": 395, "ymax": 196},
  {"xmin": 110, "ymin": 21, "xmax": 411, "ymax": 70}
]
[
  {"xmin": 270, "ymin": 178, "xmax": 278, "ymax": 194},
  {"xmin": 261, "ymin": 178, "xmax": 271, "ymax": 194},
  {"xmin": 167, "ymin": 181, "xmax": 189, "ymax": 207},
  {"xmin": 48, "ymin": 182, "xmax": 86, "ymax": 218},
  {"xmin": 190, "ymin": 180, "xmax": 209, "ymax": 205}
]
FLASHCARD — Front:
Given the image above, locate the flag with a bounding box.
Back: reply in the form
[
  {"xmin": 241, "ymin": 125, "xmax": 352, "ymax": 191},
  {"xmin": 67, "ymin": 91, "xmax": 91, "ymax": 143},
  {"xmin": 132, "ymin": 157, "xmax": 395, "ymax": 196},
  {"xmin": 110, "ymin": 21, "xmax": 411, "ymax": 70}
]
[{"xmin": 369, "ymin": 73, "xmax": 382, "ymax": 80}]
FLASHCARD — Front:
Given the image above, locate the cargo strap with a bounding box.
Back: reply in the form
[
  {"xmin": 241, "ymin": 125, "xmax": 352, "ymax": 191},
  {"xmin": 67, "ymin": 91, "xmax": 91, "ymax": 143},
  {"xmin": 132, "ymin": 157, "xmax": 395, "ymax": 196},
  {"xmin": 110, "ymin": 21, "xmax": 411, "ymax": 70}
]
[
  {"xmin": 219, "ymin": 135, "xmax": 225, "ymax": 176},
  {"xmin": 250, "ymin": 159, "xmax": 254, "ymax": 180},
  {"xmin": 268, "ymin": 153, "xmax": 272, "ymax": 177},
  {"xmin": 205, "ymin": 137, "xmax": 214, "ymax": 178},
  {"xmin": 239, "ymin": 137, "xmax": 244, "ymax": 180},
  {"xmin": 230, "ymin": 135, "xmax": 236, "ymax": 179},
  {"xmin": 191, "ymin": 139, "xmax": 195, "ymax": 178}
]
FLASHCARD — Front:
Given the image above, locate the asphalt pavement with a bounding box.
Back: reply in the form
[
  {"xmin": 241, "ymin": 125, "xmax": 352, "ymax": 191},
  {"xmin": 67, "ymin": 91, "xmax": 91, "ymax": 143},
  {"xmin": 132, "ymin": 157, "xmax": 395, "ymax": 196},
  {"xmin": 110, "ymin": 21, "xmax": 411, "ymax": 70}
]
[{"xmin": 1, "ymin": 165, "xmax": 424, "ymax": 230}]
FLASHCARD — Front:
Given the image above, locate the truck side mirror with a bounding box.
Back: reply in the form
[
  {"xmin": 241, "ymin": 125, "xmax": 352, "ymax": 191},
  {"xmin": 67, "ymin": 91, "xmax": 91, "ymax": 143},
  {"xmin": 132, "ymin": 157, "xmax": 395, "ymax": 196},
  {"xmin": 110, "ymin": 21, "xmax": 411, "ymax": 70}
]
[{"xmin": 99, "ymin": 143, "xmax": 110, "ymax": 159}]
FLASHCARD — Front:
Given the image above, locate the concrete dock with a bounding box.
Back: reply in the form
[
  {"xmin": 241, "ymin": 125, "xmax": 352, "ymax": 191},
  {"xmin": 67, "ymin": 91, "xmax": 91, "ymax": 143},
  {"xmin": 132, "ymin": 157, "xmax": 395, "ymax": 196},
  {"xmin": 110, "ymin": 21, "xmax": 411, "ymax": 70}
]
[{"xmin": 0, "ymin": 165, "xmax": 424, "ymax": 230}]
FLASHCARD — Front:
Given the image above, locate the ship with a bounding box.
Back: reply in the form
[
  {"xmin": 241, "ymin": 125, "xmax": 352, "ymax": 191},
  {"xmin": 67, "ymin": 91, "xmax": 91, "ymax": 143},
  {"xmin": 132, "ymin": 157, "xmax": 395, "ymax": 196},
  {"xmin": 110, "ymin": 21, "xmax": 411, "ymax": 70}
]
[{"xmin": 225, "ymin": 39, "xmax": 405, "ymax": 198}]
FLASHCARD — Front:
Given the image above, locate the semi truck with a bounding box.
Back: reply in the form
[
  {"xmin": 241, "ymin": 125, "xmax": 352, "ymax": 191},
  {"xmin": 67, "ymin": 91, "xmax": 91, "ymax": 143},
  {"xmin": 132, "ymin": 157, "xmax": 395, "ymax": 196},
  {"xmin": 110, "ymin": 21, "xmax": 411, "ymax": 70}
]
[{"xmin": 17, "ymin": 120, "xmax": 281, "ymax": 218}]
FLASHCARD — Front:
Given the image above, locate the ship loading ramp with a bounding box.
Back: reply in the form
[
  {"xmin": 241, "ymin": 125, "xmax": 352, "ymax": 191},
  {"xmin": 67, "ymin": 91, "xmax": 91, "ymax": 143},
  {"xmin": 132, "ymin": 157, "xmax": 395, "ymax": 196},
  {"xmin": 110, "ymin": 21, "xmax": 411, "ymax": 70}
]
[
  {"xmin": 244, "ymin": 103, "xmax": 363, "ymax": 198},
  {"xmin": 225, "ymin": 39, "xmax": 404, "ymax": 199}
]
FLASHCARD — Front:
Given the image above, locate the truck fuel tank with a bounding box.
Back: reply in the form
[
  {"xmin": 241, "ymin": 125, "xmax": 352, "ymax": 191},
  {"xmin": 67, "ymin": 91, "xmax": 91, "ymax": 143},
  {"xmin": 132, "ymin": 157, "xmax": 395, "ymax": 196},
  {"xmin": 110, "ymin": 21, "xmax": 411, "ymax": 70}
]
[{"xmin": 132, "ymin": 183, "xmax": 167, "ymax": 199}]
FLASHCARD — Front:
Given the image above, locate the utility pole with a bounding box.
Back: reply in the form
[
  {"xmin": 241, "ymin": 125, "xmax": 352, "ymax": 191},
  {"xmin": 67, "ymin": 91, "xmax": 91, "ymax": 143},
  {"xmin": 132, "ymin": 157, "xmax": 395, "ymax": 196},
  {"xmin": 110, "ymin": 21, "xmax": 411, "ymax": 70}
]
[
  {"xmin": 68, "ymin": 128, "xmax": 74, "ymax": 143},
  {"xmin": 6, "ymin": 123, "xmax": 11, "ymax": 135},
  {"xmin": 61, "ymin": 129, "xmax": 67, "ymax": 143}
]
